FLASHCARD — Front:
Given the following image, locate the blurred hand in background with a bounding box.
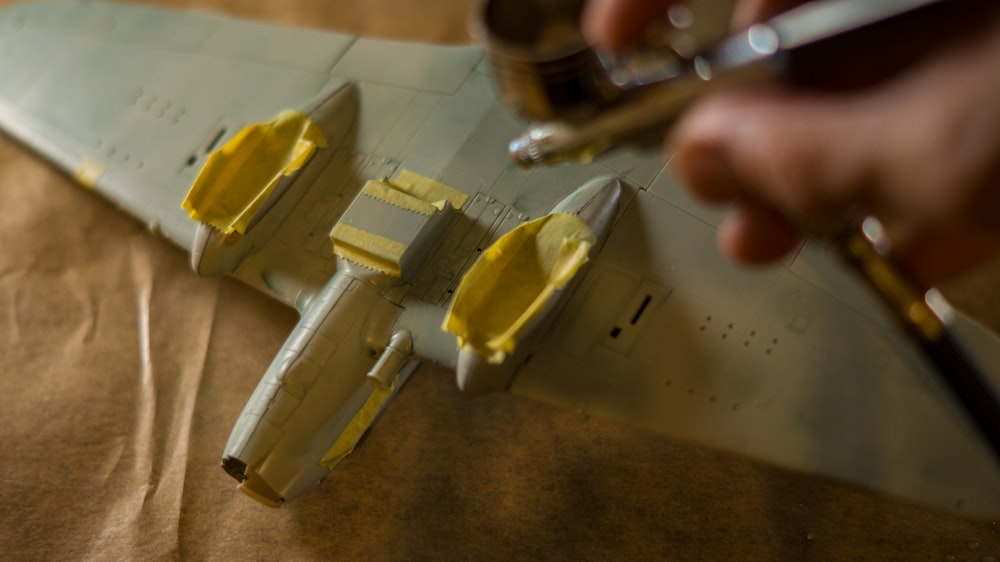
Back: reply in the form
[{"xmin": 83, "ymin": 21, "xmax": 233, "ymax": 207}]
[{"xmin": 585, "ymin": 0, "xmax": 1000, "ymax": 284}]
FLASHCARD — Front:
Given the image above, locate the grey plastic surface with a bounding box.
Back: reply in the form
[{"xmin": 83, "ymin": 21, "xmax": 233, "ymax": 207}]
[{"xmin": 2, "ymin": 0, "xmax": 999, "ymax": 514}]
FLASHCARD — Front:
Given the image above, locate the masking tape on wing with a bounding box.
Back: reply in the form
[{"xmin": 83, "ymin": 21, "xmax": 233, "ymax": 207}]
[
  {"xmin": 320, "ymin": 376, "xmax": 397, "ymax": 468},
  {"xmin": 442, "ymin": 212, "xmax": 594, "ymax": 363},
  {"xmin": 73, "ymin": 158, "xmax": 105, "ymax": 189},
  {"xmin": 181, "ymin": 110, "xmax": 327, "ymax": 234}
]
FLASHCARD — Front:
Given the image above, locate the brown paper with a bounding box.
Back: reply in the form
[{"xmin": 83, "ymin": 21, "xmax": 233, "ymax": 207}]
[{"xmin": 1, "ymin": 1, "xmax": 998, "ymax": 559}]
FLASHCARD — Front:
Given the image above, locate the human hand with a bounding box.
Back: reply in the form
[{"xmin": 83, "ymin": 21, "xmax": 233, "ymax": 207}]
[{"xmin": 584, "ymin": 0, "xmax": 1000, "ymax": 284}]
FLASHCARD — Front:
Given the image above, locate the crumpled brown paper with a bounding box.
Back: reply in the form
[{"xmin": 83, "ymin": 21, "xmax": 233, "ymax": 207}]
[{"xmin": 1, "ymin": 0, "xmax": 999, "ymax": 559}]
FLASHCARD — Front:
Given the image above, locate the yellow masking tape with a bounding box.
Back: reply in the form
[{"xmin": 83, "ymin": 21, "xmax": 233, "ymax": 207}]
[
  {"xmin": 330, "ymin": 223, "xmax": 407, "ymax": 277},
  {"xmin": 391, "ymin": 169, "xmax": 469, "ymax": 210},
  {"xmin": 361, "ymin": 179, "xmax": 437, "ymax": 216},
  {"xmin": 328, "ymin": 171, "xmax": 467, "ymax": 274},
  {"xmin": 73, "ymin": 158, "xmax": 105, "ymax": 189},
  {"xmin": 443, "ymin": 212, "xmax": 595, "ymax": 363},
  {"xmin": 181, "ymin": 110, "xmax": 327, "ymax": 234},
  {"xmin": 320, "ymin": 377, "xmax": 396, "ymax": 468}
]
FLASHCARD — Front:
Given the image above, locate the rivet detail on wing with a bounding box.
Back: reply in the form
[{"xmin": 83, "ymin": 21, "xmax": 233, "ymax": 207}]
[
  {"xmin": 329, "ymin": 171, "xmax": 465, "ymax": 278},
  {"xmin": 181, "ymin": 110, "xmax": 328, "ymax": 234},
  {"xmin": 443, "ymin": 212, "xmax": 595, "ymax": 364}
]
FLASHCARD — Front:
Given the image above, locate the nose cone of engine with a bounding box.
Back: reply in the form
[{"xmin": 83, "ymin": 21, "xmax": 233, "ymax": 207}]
[{"xmin": 550, "ymin": 175, "xmax": 621, "ymax": 245}]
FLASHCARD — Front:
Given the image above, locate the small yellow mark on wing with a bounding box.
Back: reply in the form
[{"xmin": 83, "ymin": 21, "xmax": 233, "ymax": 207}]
[{"xmin": 73, "ymin": 158, "xmax": 106, "ymax": 189}]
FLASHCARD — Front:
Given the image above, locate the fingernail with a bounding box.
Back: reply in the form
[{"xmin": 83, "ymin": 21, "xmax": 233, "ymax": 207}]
[{"xmin": 677, "ymin": 148, "xmax": 741, "ymax": 204}]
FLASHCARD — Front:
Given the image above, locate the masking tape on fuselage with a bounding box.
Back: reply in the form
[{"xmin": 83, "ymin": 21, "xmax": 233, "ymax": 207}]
[
  {"xmin": 361, "ymin": 179, "xmax": 438, "ymax": 216},
  {"xmin": 319, "ymin": 376, "xmax": 397, "ymax": 469},
  {"xmin": 329, "ymin": 171, "xmax": 466, "ymax": 276},
  {"xmin": 391, "ymin": 169, "xmax": 468, "ymax": 210},
  {"xmin": 330, "ymin": 222, "xmax": 407, "ymax": 277}
]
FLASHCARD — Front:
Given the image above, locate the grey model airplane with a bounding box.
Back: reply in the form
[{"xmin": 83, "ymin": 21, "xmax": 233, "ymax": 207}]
[{"xmin": 2, "ymin": 0, "xmax": 1000, "ymax": 515}]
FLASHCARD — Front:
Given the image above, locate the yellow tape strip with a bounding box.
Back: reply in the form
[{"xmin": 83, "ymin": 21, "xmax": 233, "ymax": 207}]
[
  {"xmin": 443, "ymin": 212, "xmax": 595, "ymax": 363},
  {"xmin": 391, "ymin": 169, "xmax": 469, "ymax": 210},
  {"xmin": 320, "ymin": 378, "xmax": 396, "ymax": 468},
  {"xmin": 181, "ymin": 110, "xmax": 327, "ymax": 234},
  {"xmin": 73, "ymin": 158, "xmax": 105, "ymax": 189},
  {"xmin": 330, "ymin": 223, "xmax": 407, "ymax": 277},
  {"xmin": 361, "ymin": 179, "xmax": 437, "ymax": 216}
]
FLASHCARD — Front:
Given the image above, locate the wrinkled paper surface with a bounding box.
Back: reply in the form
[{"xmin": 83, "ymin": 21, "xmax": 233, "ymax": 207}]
[{"xmin": 2, "ymin": 0, "xmax": 1000, "ymax": 559}]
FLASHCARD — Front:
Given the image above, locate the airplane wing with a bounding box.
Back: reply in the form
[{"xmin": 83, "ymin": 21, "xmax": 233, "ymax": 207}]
[{"xmin": 2, "ymin": 0, "xmax": 1000, "ymax": 516}]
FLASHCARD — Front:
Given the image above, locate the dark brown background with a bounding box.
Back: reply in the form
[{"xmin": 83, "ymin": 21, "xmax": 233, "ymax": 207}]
[{"xmin": 1, "ymin": 0, "xmax": 999, "ymax": 559}]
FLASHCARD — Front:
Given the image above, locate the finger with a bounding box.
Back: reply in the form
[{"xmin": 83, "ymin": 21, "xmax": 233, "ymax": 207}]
[
  {"xmin": 717, "ymin": 201, "xmax": 803, "ymax": 265},
  {"xmin": 583, "ymin": 0, "xmax": 675, "ymax": 51},
  {"xmin": 670, "ymin": 142, "xmax": 740, "ymax": 205}
]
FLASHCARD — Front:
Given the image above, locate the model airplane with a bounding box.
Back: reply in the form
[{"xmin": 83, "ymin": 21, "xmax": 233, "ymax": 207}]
[{"xmin": 2, "ymin": 0, "xmax": 1000, "ymax": 515}]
